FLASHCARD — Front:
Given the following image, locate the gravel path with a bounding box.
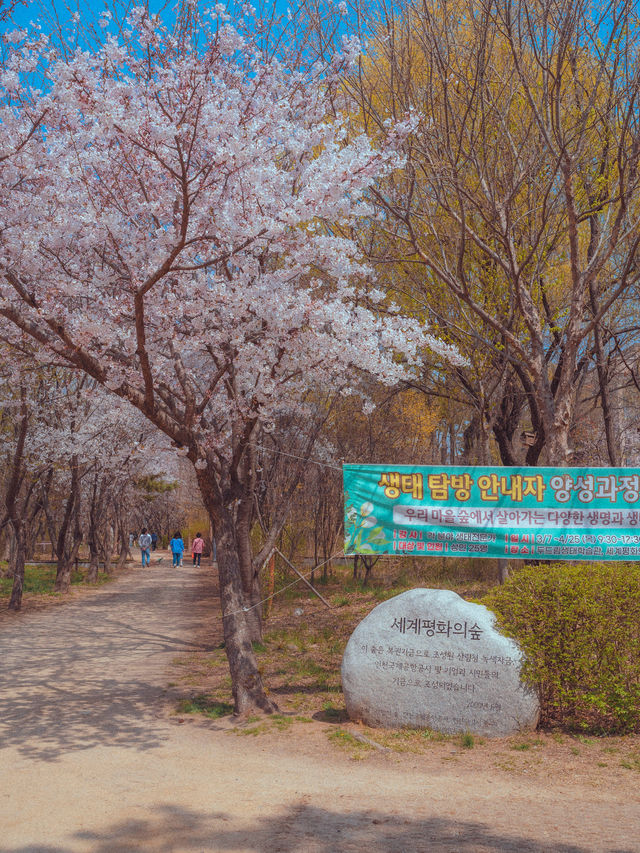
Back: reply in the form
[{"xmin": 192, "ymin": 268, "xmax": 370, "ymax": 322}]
[{"xmin": 1, "ymin": 559, "xmax": 638, "ymax": 853}]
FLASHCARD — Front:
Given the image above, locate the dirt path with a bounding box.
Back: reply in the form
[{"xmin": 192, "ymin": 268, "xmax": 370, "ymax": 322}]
[{"xmin": 0, "ymin": 559, "xmax": 638, "ymax": 853}]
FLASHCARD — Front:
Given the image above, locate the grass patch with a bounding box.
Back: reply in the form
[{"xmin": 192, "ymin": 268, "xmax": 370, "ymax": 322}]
[
  {"xmin": 380, "ymin": 729, "xmax": 421, "ymax": 752},
  {"xmin": 372, "ymin": 587, "xmax": 403, "ymax": 602},
  {"xmin": 0, "ymin": 565, "xmax": 88, "ymax": 597},
  {"xmin": 236, "ymin": 724, "xmax": 268, "ymax": 736},
  {"xmin": 229, "ymin": 713, "xmax": 300, "ymax": 736},
  {"xmin": 317, "ymin": 701, "xmax": 348, "ymax": 723},
  {"xmin": 358, "ymin": 726, "xmax": 453, "ymax": 754},
  {"xmin": 176, "ymin": 694, "xmax": 234, "ymax": 719},
  {"xmin": 460, "ymin": 732, "xmax": 475, "ymax": 749},
  {"xmin": 327, "ymin": 728, "xmax": 372, "ymax": 757},
  {"xmin": 421, "ymin": 729, "xmax": 449, "ymax": 742},
  {"xmin": 620, "ymin": 752, "xmax": 640, "ymax": 772},
  {"xmin": 270, "ymin": 714, "xmax": 294, "ymax": 730},
  {"xmin": 294, "ymin": 659, "xmax": 329, "ymax": 678}
]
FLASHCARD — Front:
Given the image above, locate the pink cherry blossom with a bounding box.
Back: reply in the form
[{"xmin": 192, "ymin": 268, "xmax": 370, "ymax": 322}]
[{"xmin": 0, "ymin": 8, "xmax": 460, "ymax": 712}]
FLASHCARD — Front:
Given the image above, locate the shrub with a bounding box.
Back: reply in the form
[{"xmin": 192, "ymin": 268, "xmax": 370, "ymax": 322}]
[{"xmin": 484, "ymin": 562, "xmax": 640, "ymax": 734}]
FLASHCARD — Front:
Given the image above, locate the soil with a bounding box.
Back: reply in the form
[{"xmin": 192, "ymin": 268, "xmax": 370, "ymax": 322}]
[{"xmin": 0, "ymin": 554, "xmax": 638, "ymax": 853}]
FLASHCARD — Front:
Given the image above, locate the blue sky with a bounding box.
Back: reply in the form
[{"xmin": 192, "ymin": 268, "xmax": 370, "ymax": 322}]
[
  {"xmin": 0, "ymin": 0, "xmax": 360, "ymax": 73},
  {"xmin": 3, "ymin": 1, "xmax": 183, "ymax": 34},
  {"xmin": 7, "ymin": 0, "xmax": 172, "ymax": 25},
  {"xmin": 1, "ymin": 0, "xmax": 360, "ymax": 40},
  {"xmin": 1, "ymin": 0, "xmax": 323, "ymax": 34}
]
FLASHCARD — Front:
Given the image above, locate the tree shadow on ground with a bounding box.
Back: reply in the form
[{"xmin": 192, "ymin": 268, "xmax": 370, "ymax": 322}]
[
  {"xmin": 0, "ymin": 673, "xmax": 178, "ymax": 761},
  {"xmin": 312, "ymin": 706, "xmax": 350, "ymax": 723},
  {"xmin": 1, "ymin": 802, "xmax": 633, "ymax": 853},
  {"xmin": 0, "ymin": 568, "xmax": 221, "ymax": 762}
]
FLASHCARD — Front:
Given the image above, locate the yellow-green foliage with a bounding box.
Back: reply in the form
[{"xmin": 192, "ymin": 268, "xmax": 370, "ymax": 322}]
[{"xmin": 484, "ymin": 563, "xmax": 640, "ymax": 734}]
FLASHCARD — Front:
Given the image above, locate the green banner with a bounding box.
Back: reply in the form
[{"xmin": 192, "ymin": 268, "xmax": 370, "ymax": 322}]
[{"xmin": 343, "ymin": 464, "xmax": 640, "ymax": 560}]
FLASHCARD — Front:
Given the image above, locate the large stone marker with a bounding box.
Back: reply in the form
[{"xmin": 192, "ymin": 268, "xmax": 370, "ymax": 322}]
[{"xmin": 341, "ymin": 588, "xmax": 539, "ymax": 736}]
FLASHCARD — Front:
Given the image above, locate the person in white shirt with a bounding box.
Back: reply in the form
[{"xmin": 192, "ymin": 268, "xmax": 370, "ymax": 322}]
[{"xmin": 139, "ymin": 528, "xmax": 152, "ymax": 567}]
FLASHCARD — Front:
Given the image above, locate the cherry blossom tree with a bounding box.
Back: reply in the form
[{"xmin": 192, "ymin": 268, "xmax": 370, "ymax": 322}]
[
  {"xmin": 0, "ymin": 370, "xmax": 35, "ymax": 610},
  {"xmin": 0, "ymin": 8, "xmax": 459, "ymax": 712},
  {"xmin": 0, "ymin": 357, "xmax": 162, "ymax": 607},
  {"xmin": 36, "ymin": 378, "xmax": 167, "ymax": 590}
]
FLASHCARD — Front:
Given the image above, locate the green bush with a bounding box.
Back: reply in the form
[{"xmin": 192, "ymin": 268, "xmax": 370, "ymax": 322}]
[{"xmin": 484, "ymin": 562, "xmax": 640, "ymax": 734}]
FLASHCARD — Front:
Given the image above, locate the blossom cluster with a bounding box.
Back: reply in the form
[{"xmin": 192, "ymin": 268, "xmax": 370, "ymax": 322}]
[{"xmin": 0, "ymin": 9, "xmax": 460, "ymax": 463}]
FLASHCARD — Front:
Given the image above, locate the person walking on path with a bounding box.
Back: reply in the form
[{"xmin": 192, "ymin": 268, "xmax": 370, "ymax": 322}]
[
  {"xmin": 192, "ymin": 533, "xmax": 204, "ymax": 567},
  {"xmin": 170, "ymin": 532, "xmax": 185, "ymax": 568},
  {"xmin": 139, "ymin": 529, "xmax": 152, "ymax": 567},
  {"xmin": 150, "ymin": 532, "xmax": 158, "ymax": 551}
]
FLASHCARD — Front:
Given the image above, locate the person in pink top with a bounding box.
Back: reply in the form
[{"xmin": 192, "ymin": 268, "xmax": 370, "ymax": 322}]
[{"xmin": 192, "ymin": 533, "xmax": 205, "ymax": 567}]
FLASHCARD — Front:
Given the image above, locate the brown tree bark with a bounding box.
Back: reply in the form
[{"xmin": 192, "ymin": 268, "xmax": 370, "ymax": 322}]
[
  {"xmin": 5, "ymin": 387, "xmax": 29, "ymax": 611},
  {"xmin": 103, "ymin": 522, "xmax": 113, "ymax": 576},
  {"xmin": 115, "ymin": 514, "xmax": 130, "ymax": 570},
  {"xmin": 54, "ymin": 463, "xmax": 77, "ymax": 592},
  {"xmin": 196, "ymin": 465, "xmax": 277, "ymax": 716},
  {"xmin": 497, "ymin": 558, "xmax": 510, "ymax": 586},
  {"xmin": 235, "ymin": 454, "xmax": 263, "ymax": 643},
  {"xmin": 55, "ymin": 456, "xmax": 82, "ymax": 593},
  {"xmin": 8, "ymin": 521, "xmax": 26, "ymax": 612},
  {"xmin": 1, "ymin": 529, "xmax": 16, "ymax": 579},
  {"xmin": 86, "ymin": 474, "xmax": 107, "ymax": 583}
]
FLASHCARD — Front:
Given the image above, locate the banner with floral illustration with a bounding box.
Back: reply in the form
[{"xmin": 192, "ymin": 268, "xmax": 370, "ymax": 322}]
[{"xmin": 343, "ymin": 464, "xmax": 640, "ymax": 560}]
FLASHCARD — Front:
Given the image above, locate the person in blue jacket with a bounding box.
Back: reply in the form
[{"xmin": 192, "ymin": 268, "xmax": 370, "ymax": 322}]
[{"xmin": 170, "ymin": 532, "xmax": 185, "ymax": 567}]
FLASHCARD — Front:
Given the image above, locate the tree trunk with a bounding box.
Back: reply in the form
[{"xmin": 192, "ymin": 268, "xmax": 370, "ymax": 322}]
[
  {"xmin": 2, "ymin": 529, "xmax": 16, "ymax": 579},
  {"xmin": 56, "ymin": 472, "xmax": 82, "ymax": 593},
  {"xmin": 497, "ymin": 558, "xmax": 510, "ymax": 585},
  {"xmin": 55, "ymin": 553, "xmax": 75, "ymax": 593},
  {"xmin": 24, "ymin": 520, "xmax": 36, "ymax": 562},
  {"xmin": 116, "ymin": 521, "xmax": 129, "ymax": 570},
  {"xmin": 196, "ymin": 467, "xmax": 277, "ymax": 715},
  {"xmin": 86, "ymin": 475, "xmax": 100, "ymax": 583},
  {"xmin": 216, "ymin": 516, "xmax": 277, "ymax": 714},
  {"xmin": 55, "ymin": 469, "xmax": 77, "ymax": 591},
  {"xmin": 236, "ymin": 504, "xmax": 263, "ymax": 643},
  {"xmin": 8, "ymin": 521, "xmax": 26, "ymax": 611},
  {"xmin": 103, "ymin": 523, "xmax": 113, "ymax": 576},
  {"xmin": 248, "ymin": 576, "xmax": 263, "ymax": 642},
  {"xmin": 86, "ymin": 542, "xmax": 100, "ymax": 583},
  {"xmin": 591, "ymin": 320, "xmax": 619, "ymax": 465},
  {"xmin": 39, "ymin": 468, "xmax": 58, "ymax": 561},
  {"xmin": 4, "ymin": 389, "xmax": 28, "ymax": 607},
  {"xmin": 362, "ymin": 556, "xmax": 376, "ymax": 587},
  {"xmin": 546, "ymin": 426, "xmax": 573, "ymax": 468},
  {"xmin": 312, "ymin": 524, "xmax": 319, "ymax": 586}
]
